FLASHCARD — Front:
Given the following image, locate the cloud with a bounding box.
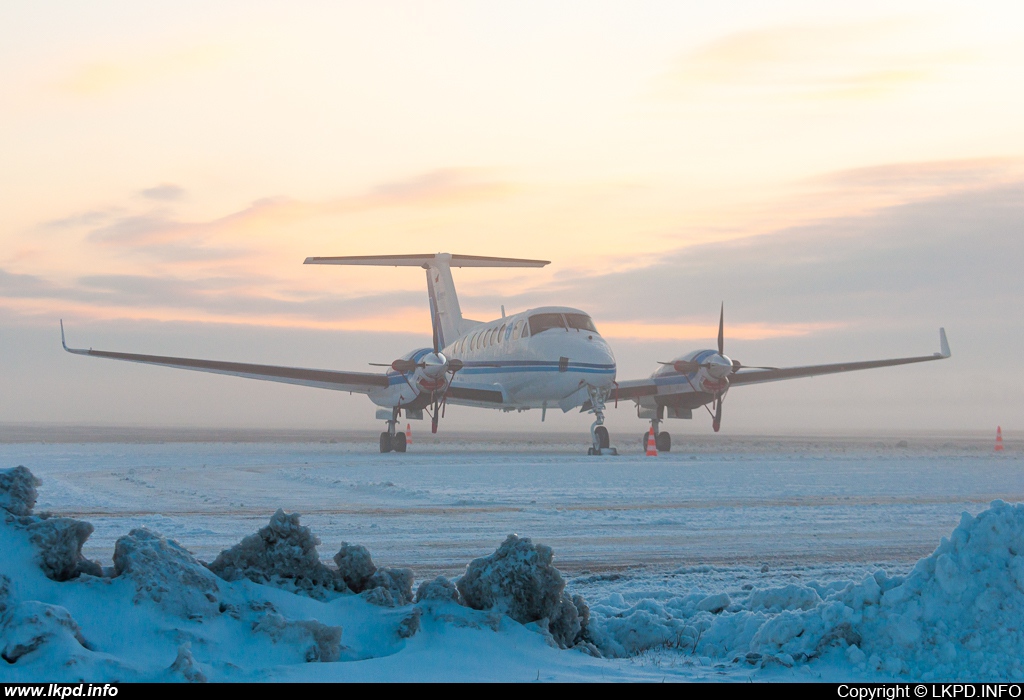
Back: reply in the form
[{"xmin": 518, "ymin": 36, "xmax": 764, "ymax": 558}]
[
  {"xmin": 57, "ymin": 44, "xmax": 227, "ymax": 97},
  {"xmin": 664, "ymin": 21, "xmax": 969, "ymax": 102},
  {"xmin": 140, "ymin": 184, "xmax": 186, "ymax": 201},
  {"xmin": 539, "ymin": 181, "xmax": 1024, "ymax": 334}
]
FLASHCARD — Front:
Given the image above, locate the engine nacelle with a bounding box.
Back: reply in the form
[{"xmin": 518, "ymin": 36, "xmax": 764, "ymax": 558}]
[
  {"xmin": 370, "ymin": 347, "xmax": 452, "ymax": 409},
  {"xmin": 655, "ymin": 349, "xmax": 732, "ymax": 395}
]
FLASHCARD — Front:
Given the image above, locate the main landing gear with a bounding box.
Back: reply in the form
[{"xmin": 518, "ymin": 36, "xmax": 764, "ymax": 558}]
[
  {"xmin": 641, "ymin": 418, "xmax": 672, "ymax": 452},
  {"xmin": 586, "ymin": 385, "xmax": 618, "ymax": 456},
  {"xmin": 379, "ymin": 407, "xmax": 407, "ymax": 454}
]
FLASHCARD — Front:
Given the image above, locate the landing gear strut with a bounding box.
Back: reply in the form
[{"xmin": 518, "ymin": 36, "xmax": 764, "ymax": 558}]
[
  {"xmin": 586, "ymin": 385, "xmax": 618, "ymax": 456},
  {"xmin": 640, "ymin": 417, "xmax": 671, "ymax": 452},
  {"xmin": 379, "ymin": 407, "xmax": 407, "ymax": 453}
]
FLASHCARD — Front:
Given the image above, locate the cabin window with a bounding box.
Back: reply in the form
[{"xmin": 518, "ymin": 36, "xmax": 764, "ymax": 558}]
[
  {"xmin": 497, "ymin": 324, "xmax": 506, "ymax": 344},
  {"xmin": 565, "ymin": 313, "xmax": 599, "ymax": 334},
  {"xmin": 511, "ymin": 320, "xmax": 523, "ymax": 340},
  {"xmin": 471, "ymin": 333, "xmax": 479, "ymax": 351},
  {"xmin": 489, "ymin": 328, "xmax": 498, "ymax": 346},
  {"xmin": 528, "ymin": 313, "xmax": 566, "ymax": 336}
]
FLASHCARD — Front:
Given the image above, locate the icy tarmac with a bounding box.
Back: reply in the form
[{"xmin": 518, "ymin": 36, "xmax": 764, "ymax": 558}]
[
  {"xmin": 3, "ymin": 430, "xmax": 1020, "ymax": 593},
  {"xmin": 2, "ymin": 428, "xmax": 1022, "ymax": 681}
]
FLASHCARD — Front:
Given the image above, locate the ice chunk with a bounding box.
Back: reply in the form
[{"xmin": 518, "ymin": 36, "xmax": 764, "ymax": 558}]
[
  {"xmin": 0, "ymin": 466, "xmax": 40, "ymax": 517},
  {"xmin": 167, "ymin": 643, "xmax": 207, "ymax": 683},
  {"xmin": 251, "ymin": 611, "xmax": 343, "ymax": 662},
  {"xmin": 748, "ymin": 585, "xmax": 821, "ymax": 613},
  {"xmin": 20, "ymin": 516, "xmax": 103, "ymax": 581},
  {"xmin": 0, "ymin": 601, "xmax": 88, "ymax": 664},
  {"xmin": 456, "ymin": 534, "xmax": 587, "ymax": 649},
  {"xmin": 333, "ymin": 542, "xmax": 376, "ymax": 593},
  {"xmin": 362, "ymin": 567, "xmax": 414, "ymax": 607},
  {"xmin": 697, "ymin": 592, "xmax": 731, "ymax": 614},
  {"xmin": 113, "ymin": 528, "xmax": 221, "ymax": 618},
  {"xmin": 415, "ymin": 576, "xmax": 463, "ymax": 605},
  {"xmin": 207, "ymin": 509, "xmax": 340, "ymax": 598}
]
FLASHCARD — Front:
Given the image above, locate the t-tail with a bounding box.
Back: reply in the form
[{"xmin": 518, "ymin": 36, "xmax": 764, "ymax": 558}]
[{"xmin": 304, "ymin": 253, "xmax": 549, "ymax": 350}]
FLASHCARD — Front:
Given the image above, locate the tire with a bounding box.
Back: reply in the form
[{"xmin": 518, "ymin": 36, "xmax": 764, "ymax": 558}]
[
  {"xmin": 379, "ymin": 432, "xmax": 392, "ymax": 453},
  {"xmin": 642, "ymin": 433, "xmax": 651, "ymax": 450},
  {"xmin": 587, "ymin": 447, "xmax": 596, "ymax": 456},
  {"xmin": 594, "ymin": 426, "xmax": 610, "ymax": 449},
  {"xmin": 393, "ymin": 432, "xmax": 407, "ymax": 453},
  {"xmin": 656, "ymin": 431, "xmax": 671, "ymax": 452}
]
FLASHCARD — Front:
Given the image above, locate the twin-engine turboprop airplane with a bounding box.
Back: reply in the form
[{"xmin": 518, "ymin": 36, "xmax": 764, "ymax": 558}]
[{"xmin": 61, "ymin": 252, "xmax": 950, "ymax": 455}]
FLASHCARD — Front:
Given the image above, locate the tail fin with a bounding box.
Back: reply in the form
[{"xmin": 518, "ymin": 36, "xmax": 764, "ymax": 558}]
[{"xmin": 304, "ymin": 253, "xmax": 549, "ymax": 349}]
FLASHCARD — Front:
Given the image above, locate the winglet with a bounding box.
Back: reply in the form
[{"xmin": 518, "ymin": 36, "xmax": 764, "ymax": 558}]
[
  {"xmin": 59, "ymin": 320, "xmax": 89, "ymax": 356},
  {"xmin": 937, "ymin": 327, "xmax": 950, "ymax": 358}
]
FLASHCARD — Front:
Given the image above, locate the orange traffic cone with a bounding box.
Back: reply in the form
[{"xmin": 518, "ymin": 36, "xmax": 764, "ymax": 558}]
[
  {"xmin": 406, "ymin": 423, "xmax": 412, "ymax": 446},
  {"xmin": 646, "ymin": 427, "xmax": 658, "ymax": 457},
  {"xmin": 995, "ymin": 426, "xmax": 1004, "ymax": 452}
]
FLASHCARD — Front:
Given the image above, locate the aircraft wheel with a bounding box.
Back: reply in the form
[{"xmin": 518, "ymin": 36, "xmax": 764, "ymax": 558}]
[
  {"xmin": 393, "ymin": 432, "xmax": 407, "ymax": 453},
  {"xmin": 656, "ymin": 432, "xmax": 671, "ymax": 452},
  {"xmin": 594, "ymin": 426, "xmax": 610, "ymax": 449},
  {"xmin": 642, "ymin": 433, "xmax": 650, "ymax": 450},
  {"xmin": 379, "ymin": 432, "xmax": 392, "ymax": 453}
]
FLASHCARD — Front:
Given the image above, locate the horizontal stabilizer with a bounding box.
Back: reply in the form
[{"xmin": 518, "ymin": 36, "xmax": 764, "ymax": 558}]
[{"xmin": 304, "ymin": 253, "xmax": 549, "ymax": 268}]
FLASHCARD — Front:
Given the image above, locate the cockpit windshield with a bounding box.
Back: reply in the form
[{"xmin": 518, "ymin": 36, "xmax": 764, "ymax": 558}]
[
  {"xmin": 528, "ymin": 313, "xmax": 566, "ymax": 336},
  {"xmin": 564, "ymin": 313, "xmax": 599, "ymax": 334}
]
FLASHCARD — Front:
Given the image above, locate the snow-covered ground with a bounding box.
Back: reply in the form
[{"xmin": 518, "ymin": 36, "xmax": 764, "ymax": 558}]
[{"xmin": 1, "ymin": 431, "xmax": 1021, "ymax": 681}]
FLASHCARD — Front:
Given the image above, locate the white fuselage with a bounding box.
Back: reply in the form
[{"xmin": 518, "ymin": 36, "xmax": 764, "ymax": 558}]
[{"xmin": 368, "ymin": 306, "xmax": 617, "ymax": 410}]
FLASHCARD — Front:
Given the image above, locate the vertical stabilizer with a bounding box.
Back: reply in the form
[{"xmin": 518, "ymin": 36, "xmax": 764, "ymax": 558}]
[
  {"xmin": 304, "ymin": 252, "xmax": 549, "ymax": 349},
  {"xmin": 424, "ymin": 254, "xmax": 464, "ymax": 350}
]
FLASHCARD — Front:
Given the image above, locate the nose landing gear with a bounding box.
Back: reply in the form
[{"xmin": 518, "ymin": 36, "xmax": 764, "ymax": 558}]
[{"xmin": 586, "ymin": 385, "xmax": 618, "ymax": 456}]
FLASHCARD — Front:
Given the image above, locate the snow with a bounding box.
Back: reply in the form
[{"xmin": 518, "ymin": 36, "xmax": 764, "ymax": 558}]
[{"xmin": 0, "ymin": 436, "xmax": 1022, "ymax": 681}]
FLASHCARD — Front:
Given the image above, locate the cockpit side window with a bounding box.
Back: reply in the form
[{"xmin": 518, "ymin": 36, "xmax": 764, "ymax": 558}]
[
  {"xmin": 528, "ymin": 313, "xmax": 566, "ymax": 336},
  {"xmin": 564, "ymin": 313, "xmax": 599, "ymax": 334},
  {"xmin": 512, "ymin": 320, "xmax": 524, "ymax": 340}
]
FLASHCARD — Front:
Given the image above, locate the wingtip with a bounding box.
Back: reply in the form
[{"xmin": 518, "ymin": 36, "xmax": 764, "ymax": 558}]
[
  {"xmin": 938, "ymin": 327, "xmax": 951, "ymax": 358},
  {"xmin": 59, "ymin": 319, "xmax": 67, "ymax": 351}
]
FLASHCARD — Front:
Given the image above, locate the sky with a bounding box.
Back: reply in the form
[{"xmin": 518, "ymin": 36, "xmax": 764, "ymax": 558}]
[{"xmin": 1, "ymin": 1, "xmax": 1022, "ymax": 435}]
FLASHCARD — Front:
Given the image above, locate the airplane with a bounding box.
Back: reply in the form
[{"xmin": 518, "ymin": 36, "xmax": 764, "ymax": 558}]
[{"xmin": 61, "ymin": 252, "xmax": 951, "ymax": 455}]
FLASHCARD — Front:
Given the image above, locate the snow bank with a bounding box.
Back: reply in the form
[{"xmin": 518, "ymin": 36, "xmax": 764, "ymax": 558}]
[
  {"xmin": 207, "ymin": 509, "xmax": 343, "ymax": 598},
  {"xmin": 587, "ymin": 500, "xmax": 1024, "ymax": 680},
  {"xmin": 457, "ymin": 534, "xmax": 589, "ymax": 649},
  {"xmin": 0, "ymin": 601, "xmax": 90, "ymax": 664},
  {"xmin": 415, "ymin": 576, "xmax": 462, "ymax": 605},
  {"xmin": 251, "ymin": 611, "xmax": 344, "ymax": 662}
]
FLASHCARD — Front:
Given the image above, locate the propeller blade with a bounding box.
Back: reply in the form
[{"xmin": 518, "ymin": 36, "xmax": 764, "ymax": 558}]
[
  {"xmin": 671, "ymin": 360, "xmax": 701, "ymax": 373},
  {"xmin": 448, "ymin": 358, "xmax": 464, "ymax": 373},
  {"xmin": 713, "ymin": 394, "xmax": 723, "ymax": 433},
  {"xmin": 390, "ymin": 359, "xmax": 419, "ymax": 373},
  {"xmin": 717, "ymin": 303, "xmax": 724, "ymax": 356}
]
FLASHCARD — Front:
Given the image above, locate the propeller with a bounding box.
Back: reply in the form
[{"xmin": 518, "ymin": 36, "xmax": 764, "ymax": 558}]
[{"xmin": 656, "ymin": 304, "xmax": 778, "ymax": 432}]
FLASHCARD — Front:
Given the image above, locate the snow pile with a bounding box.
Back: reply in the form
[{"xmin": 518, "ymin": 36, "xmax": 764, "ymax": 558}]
[
  {"xmin": 587, "ymin": 501, "xmax": 1024, "ymax": 680},
  {"xmin": 0, "ymin": 601, "xmax": 90, "ymax": 664},
  {"xmin": 415, "ymin": 576, "xmax": 463, "ymax": 605},
  {"xmin": 207, "ymin": 509, "xmax": 342, "ymax": 598},
  {"xmin": 457, "ymin": 534, "xmax": 590, "ymax": 649},
  {"xmin": 113, "ymin": 528, "xmax": 221, "ymax": 617},
  {"xmin": 363, "ymin": 567, "xmax": 414, "ymax": 608},
  {"xmin": 251, "ymin": 611, "xmax": 344, "ymax": 662},
  {"xmin": 0, "ymin": 466, "xmax": 39, "ymax": 516},
  {"xmin": 2, "ymin": 467, "xmax": 103, "ymax": 581},
  {"xmin": 333, "ymin": 542, "xmax": 376, "ymax": 592}
]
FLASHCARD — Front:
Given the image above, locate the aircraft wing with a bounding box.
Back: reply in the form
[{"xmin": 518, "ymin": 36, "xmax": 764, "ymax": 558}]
[
  {"xmin": 607, "ymin": 328, "xmax": 951, "ymax": 404},
  {"xmin": 60, "ymin": 322, "xmax": 389, "ymax": 393}
]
